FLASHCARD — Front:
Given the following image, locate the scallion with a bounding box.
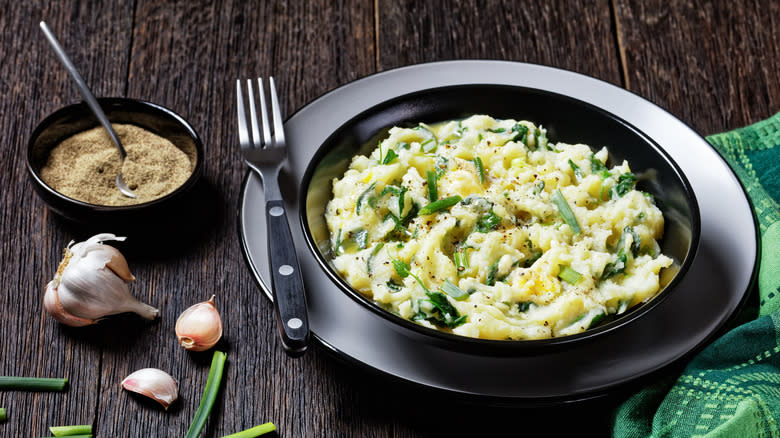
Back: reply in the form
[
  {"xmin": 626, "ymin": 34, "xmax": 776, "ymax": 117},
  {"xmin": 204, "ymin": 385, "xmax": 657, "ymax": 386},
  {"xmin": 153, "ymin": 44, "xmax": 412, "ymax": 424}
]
[
  {"xmin": 453, "ymin": 245, "xmax": 471, "ymax": 275},
  {"xmin": 601, "ymin": 248, "xmax": 628, "ymax": 280},
  {"xmin": 418, "ymin": 196, "xmax": 461, "ymax": 215},
  {"xmin": 0, "ymin": 377, "xmax": 67, "ymax": 391},
  {"xmin": 355, "ymin": 182, "xmax": 376, "ymax": 215},
  {"xmin": 524, "ymin": 240, "xmax": 542, "ymax": 268},
  {"xmin": 366, "ymin": 243, "xmax": 384, "ymax": 275},
  {"xmin": 426, "ymin": 170, "xmax": 438, "ymax": 201},
  {"xmin": 551, "ymin": 189, "xmax": 581, "ymax": 234},
  {"xmin": 512, "ymin": 123, "xmax": 528, "ymax": 143},
  {"xmin": 332, "ymin": 228, "xmax": 343, "ymax": 256},
  {"xmin": 568, "ymin": 159, "xmax": 583, "ymax": 181},
  {"xmin": 516, "ymin": 301, "xmax": 533, "ymax": 312},
  {"xmin": 486, "ymin": 259, "xmax": 500, "ymax": 286},
  {"xmin": 381, "ymin": 148, "xmax": 398, "ymax": 165},
  {"xmin": 221, "ymin": 422, "xmax": 277, "ymax": 438},
  {"xmin": 0, "ymin": 408, "xmax": 5, "ymax": 423},
  {"xmin": 456, "ymin": 121, "xmax": 466, "ymax": 137},
  {"xmin": 473, "ymin": 157, "xmax": 485, "ymax": 184},
  {"xmin": 476, "ymin": 211, "xmax": 501, "ymax": 233},
  {"xmin": 617, "ymin": 299, "xmax": 631, "ymax": 314},
  {"xmin": 41, "ymin": 436, "xmax": 92, "ymax": 438},
  {"xmin": 185, "ymin": 351, "xmax": 227, "ymax": 438},
  {"xmin": 435, "ymin": 156, "xmax": 449, "ymax": 178},
  {"xmin": 49, "ymin": 425, "xmax": 92, "ymax": 436},
  {"xmin": 587, "ymin": 311, "xmax": 607, "ymax": 329},
  {"xmin": 590, "ymin": 153, "xmax": 610, "ymax": 178},
  {"xmin": 599, "ymin": 180, "xmax": 608, "ymax": 202},
  {"xmin": 353, "ymin": 229, "xmax": 368, "ymax": 250},
  {"xmin": 533, "ymin": 180, "xmax": 545, "ymax": 195},
  {"xmin": 624, "ymin": 226, "xmax": 641, "ymax": 257},
  {"xmin": 416, "ymin": 124, "xmax": 438, "ymax": 153},
  {"xmin": 558, "ymin": 265, "xmax": 582, "ymax": 285},
  {"xmin": 536, "ymin": 128, "xmax": 549, "ymax": 150},
  {"xmin": 380, "ymin": 184, "xmax": 408, "ymax": 217},
  {"xmin": 610, "ymin": 172, "xmax": 637, "ymax": 199},
  {"xmin": 440, "ymin": 279, "xmax": 469, "ymax": 301}
]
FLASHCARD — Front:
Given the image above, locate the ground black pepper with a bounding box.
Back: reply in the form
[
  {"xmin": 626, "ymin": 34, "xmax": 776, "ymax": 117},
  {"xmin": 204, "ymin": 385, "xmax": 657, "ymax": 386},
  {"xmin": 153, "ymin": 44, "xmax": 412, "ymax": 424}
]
[{"xmin": 40, "ymin": 124, "xmax": 193, "ymax": 206}]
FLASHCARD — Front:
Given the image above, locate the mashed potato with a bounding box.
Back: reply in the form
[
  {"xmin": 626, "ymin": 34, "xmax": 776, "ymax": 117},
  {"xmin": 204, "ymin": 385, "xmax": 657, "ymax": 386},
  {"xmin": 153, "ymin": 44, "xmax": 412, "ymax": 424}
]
[{"xmin": 324, "ymin": 115, "xmax": 672, "ymax": 340}]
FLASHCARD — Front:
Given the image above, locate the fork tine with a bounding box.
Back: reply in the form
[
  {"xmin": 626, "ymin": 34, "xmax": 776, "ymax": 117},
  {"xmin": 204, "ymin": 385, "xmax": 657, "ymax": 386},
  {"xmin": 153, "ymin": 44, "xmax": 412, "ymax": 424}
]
[
  {"xmin": 269, "ymin": 77, "xmax": 285, "ymax": 147},
  {"xmin": 257, "ymin": 78, "xmax": 272, "ymax": 147},
  {"xmin": 236, "ymin": 79, "xmax": 249, "ymax": 149},
  {"xmin": 246, "ymin": 79, "xmax": 262, "ymax": 148}
]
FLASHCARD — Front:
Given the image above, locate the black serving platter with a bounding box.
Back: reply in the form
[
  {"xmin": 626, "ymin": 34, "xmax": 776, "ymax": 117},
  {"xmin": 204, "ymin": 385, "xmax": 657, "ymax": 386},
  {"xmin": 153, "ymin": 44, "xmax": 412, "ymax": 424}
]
[{"xmin": 238, "ymin": 60, "xmax": 757, "ymax": 404}]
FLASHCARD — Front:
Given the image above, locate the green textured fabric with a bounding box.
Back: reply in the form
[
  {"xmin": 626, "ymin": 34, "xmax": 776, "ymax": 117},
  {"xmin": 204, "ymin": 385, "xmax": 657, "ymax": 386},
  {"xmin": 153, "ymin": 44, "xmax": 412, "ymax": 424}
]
[{"xmin": 612, "ymin": 113, "xmax": 780, "ymax": 438}]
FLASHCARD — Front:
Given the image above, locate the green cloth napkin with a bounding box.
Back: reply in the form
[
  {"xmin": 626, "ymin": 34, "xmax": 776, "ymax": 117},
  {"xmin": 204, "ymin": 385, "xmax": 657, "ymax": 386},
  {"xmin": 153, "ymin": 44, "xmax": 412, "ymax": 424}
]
[{"xmin": 612, "ymin": 113, "xmax": 780, "ymax": 437}]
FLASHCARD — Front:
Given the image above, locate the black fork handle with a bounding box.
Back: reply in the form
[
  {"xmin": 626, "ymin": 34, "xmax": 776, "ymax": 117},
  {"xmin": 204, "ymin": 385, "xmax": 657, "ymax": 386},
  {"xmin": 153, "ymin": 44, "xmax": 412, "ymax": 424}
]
[{"xmin": 266, "ymin": 199, "xmax": 310, "ymax": 356}]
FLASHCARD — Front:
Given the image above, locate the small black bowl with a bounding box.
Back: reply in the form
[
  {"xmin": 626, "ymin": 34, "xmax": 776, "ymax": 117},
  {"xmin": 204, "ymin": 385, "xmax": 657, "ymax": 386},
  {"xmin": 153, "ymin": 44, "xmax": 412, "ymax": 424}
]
[
  {"xmin": 301, "ymin": 84, "xmax": 700, "ymax": 354},
  {"xmin": 27, "ymin": 98, "xmax": 205, "ymax": 243}
]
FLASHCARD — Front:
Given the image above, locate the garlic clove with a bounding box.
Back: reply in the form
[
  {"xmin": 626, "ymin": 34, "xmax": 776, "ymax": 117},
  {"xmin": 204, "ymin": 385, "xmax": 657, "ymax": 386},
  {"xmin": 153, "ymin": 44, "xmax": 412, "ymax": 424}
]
[
  {"xmin": 121, "ymin": 368, "xmax": 178, "ymax": 410},
  {"xmin": 43, "ymin": 280, "xmax": 95, "ymax": 327},
  {"xmin": 104, "ymin": 245, "xmax": 135, "ymax": 282},
  {"xmin": 43, "ymin": 233, "xmax": 158, "ymax": 326},
  {"xmin": 175, "ymin": 295, "xmax": 223, "ymax": 351}
]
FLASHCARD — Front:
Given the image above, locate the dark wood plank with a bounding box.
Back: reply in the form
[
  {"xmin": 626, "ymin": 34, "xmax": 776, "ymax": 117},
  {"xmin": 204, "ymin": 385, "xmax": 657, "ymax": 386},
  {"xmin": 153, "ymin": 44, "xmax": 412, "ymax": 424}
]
[
  {"xmin": 614, "ymin": 0, "xmax": 780, "ymax": 134},
  {"xmin": 95, "ymin": 1, "xmax": 377, "ymax": 437},
  {"xmin": 378, "ymin": 0, "xmax": 623, "ymax": 85},
  {"xmin": 3, "ymin": 1, "xmax": 775, "ymax": 437},
  {"xmin": 0, "ymin": 1, "xmax": 134, "ymax": 436}
]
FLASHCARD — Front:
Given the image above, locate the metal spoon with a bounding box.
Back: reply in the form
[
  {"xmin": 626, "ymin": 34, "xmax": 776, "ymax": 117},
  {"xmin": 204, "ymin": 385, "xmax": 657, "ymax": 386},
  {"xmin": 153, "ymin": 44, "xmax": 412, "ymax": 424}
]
[{"xmin": 39, "ymin": 21, "xmax": 136, "ymax": 198}]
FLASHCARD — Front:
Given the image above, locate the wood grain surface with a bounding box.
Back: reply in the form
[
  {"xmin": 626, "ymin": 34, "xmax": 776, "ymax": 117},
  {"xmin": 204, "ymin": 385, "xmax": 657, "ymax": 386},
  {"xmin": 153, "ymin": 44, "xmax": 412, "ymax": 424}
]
[{"xmin": 0, "ymin": 1, "xmax": 776, "ymax": 437}]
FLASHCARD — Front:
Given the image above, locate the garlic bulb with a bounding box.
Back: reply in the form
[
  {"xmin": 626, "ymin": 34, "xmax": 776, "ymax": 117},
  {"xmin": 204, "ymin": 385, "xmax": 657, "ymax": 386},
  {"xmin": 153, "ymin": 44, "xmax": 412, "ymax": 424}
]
[
  {"xmin": 43, "ymin": 233, "xmax": 158, "ymax": 326},
  {"xmin": 121, "ymin": 368, "xmax": 178, "ymax": 410},
  {"xmin": 175, "ymin": 295, "xmax": 222, "ymax": 351}
]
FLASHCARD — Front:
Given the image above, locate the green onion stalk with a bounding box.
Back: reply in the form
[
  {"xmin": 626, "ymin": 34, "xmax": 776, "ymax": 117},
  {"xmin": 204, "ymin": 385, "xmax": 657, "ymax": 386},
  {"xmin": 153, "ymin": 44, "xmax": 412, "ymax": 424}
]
[
  {"xmin": 185, "ymin": 351, "xmax": 228, "ymax": 438},
  {"xmin": 551, "ymin": 189, "xmax": 581, "ymax": 234},
  {"xmin": 40, "ymin": 435, "xmax": 92, "ymax": 438},
  {"xmin": 49, "ymin": 424, "xmax": 92, "ymax": 436},
  {"xmin": 40, "ymin": 436, "xmax": 92, "ymax": 438},
  {"xmin": 558, "ymin": 265, "xmax": 582, "ymax": 285},
  {"xmin": 0, "ymin": 377, "xmax": 68, "ymax": 391},
  {"xmin": 419, "ymin": 196, "xmax": 461, "ymax": 215},
  {"xmin": 221, "ymin": 422, "xmax": 276, "ymax": 438}
]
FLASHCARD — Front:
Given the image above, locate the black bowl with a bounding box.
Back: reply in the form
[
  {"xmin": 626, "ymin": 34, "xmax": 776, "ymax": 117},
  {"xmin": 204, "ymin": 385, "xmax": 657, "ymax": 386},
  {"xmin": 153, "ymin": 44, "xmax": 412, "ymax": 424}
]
[
  {"xmin": 27, "ymin": 98, "xmax": 204, "ymax": 242},
  {"xmin": 301, "ymin": 84, "xmax": 700, "ymax": 354}
]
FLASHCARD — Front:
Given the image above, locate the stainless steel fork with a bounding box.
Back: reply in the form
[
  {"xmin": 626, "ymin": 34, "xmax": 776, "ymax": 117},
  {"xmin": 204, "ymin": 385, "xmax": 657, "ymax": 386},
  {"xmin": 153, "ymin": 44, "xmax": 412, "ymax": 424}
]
[{"xmin": 236, "ymin": 77, "xmax": 309, "ymax": 356}]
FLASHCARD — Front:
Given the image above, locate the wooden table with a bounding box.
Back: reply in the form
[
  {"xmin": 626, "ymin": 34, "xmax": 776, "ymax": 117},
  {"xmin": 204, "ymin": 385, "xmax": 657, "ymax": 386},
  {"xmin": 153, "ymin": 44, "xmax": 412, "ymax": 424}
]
[{"xmin": 1, "ymin": 1, "xmax": 777, "ymax": 436}]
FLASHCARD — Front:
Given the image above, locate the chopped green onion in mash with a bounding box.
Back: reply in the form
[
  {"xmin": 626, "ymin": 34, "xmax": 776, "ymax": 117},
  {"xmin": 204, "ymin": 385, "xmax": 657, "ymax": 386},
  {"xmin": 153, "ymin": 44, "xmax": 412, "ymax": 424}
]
[{"xmin": 325, "ymin": 115, "xmax": 673, "ymax": 340}]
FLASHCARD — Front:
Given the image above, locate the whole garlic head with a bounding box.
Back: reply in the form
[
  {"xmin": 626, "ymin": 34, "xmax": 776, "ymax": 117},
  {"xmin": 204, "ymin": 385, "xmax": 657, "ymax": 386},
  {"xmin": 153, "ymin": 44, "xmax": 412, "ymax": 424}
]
[{"xmin": 43, "ymin": 233, "xmax": 158, "ymax": 326}]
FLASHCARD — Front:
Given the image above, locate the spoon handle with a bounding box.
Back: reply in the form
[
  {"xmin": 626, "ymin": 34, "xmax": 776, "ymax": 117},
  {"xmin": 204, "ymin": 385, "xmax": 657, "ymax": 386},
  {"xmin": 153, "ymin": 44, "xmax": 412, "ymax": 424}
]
[{"xmin": 39, "ymin": 21, "xmax": 127, "ymax": 160}]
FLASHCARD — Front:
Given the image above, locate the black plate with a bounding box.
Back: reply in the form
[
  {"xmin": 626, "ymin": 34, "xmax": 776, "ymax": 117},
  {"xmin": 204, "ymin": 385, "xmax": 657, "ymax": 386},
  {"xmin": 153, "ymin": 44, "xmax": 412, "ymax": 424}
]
[
  {"xmin": 300, "ymin": 84, "xmax": 700, "ymax": 355},
  {"xmin": 239, "ymin": 61, "xmax": 757, "ymax": 404}
]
